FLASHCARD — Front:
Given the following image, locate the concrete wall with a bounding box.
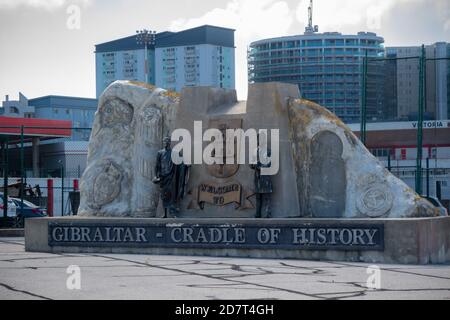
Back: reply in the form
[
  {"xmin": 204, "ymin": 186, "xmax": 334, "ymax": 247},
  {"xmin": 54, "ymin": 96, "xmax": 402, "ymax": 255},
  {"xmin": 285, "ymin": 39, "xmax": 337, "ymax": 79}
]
[
  {"xmin": 174, "ymin": 87, "xmax": 252, "ymax": 218},
  {"xmin": 25, "ymin": 217, "xmax": 450, "ymax": 265},
  {"xmin": 245, "ymin": 83, "xmax": 301, "ymax": 218},
  {"xmin": 172, "ymin": 83, "xmax": 300, "ymax": 218}
]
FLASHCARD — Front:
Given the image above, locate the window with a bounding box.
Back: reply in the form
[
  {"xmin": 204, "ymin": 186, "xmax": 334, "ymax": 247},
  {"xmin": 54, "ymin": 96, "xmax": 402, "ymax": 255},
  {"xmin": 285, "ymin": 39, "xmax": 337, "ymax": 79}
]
[
  {"xmin": 430, "ymin": 148, "xmax": 437, "ymax": 159},
  {"xmin": 371, "ymin": 148, "xmax": 391, "ymax": 158},
  {"xmin": 401, "ymin": 149, "xmax": 407, "ymax": 160},
  {"xmin": 9, "ymin": 106, "xmax": 19, "ymax": 114}
]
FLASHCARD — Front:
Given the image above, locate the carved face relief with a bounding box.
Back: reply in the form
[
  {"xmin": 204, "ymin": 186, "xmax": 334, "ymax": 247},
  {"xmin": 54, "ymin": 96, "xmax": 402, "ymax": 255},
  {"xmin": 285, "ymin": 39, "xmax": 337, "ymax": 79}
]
[
  {"xmin": 137, "ymin": 105, "xmax": 162, "ymax": 147},
  {"xmin": 87, "ymin": 161, "xmax": 124, "ymax": 209},
  {"xmin": 141, "ymin": 105, "xmax": 159, "ymax": 123},
  {"xmin": 101, "ymin": 98, "xmax": 134, "ymax": 128}
]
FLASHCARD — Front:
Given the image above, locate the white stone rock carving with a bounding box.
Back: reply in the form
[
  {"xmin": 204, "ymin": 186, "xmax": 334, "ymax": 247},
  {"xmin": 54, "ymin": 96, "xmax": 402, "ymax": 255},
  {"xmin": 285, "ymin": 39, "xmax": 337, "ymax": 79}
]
[
  {"xmin": 92, "ymin": 161, "xmax": 123, "ymax": 208},
  {"xmin": 78, "ymin": 81, "xmax": 179, "ymax": 217},
  {"xmin": 357, "ymin": 184, "xmax": 394, "ymax": 218},
  {"xmin": 132, "ymin": 104, "xmax": 163, "ymax": 216},
  {"xmin": 288, "ymin": 98, "xmax": 438, "ymax": 218},
  {"xmin": 101, "ymin": 98, "xmax": 133, "ymax": 128}
]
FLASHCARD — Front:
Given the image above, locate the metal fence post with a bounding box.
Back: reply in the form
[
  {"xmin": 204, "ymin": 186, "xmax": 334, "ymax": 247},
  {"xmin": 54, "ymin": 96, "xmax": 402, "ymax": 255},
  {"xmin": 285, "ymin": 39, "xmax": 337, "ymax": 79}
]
[
  {"xmin": 436, "ymin": 181, "xmax": 442, "ymax": 200},
  {"xmin": 360, "ymin": 50, "xmax": 368, "ymax": 145},
  {"xmin": 2, "ymin": 138, "xmax": 8, "ymax": 218},
  {"xmin": 415, "ymin": 46, "xmax": 425, "ymax": 195},
  {"xmin": 20, "ymin": 125, "xmax": 24, "ymax": 214},
  {"xmin": 426, "ymin": 157, "xmax": 430, "ymax": 198},
  {"xmin": 47, "ymin": 179, "xmax": 54, "ymax": 217},
  {"xmin": 61, "ymin": 163, "xmax": 65, "ymax": 216},
  {"xmin": 388, "ymin": 153, "xmax": 391, "ymax": 172}
]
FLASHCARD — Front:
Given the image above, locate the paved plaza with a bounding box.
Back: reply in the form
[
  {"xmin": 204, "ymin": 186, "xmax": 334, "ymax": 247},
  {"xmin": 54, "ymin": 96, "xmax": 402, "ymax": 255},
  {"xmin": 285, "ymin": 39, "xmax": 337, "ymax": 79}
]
[{"xmin": 0, "ymin": 237, "xmax": 449, "ymax": 300}]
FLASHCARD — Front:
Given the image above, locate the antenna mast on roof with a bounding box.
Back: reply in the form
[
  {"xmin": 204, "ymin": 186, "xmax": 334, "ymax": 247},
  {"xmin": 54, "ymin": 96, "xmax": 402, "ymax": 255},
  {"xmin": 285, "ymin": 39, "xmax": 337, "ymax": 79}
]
[{"xmin": 305, "ymin": 0, "xmax": 319, "ymax": 34}]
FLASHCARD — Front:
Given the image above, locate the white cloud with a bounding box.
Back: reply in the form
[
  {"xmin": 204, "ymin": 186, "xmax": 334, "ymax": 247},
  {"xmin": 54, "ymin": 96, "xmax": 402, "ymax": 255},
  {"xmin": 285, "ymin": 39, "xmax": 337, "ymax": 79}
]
[
  {"xmin": 169, "ymin": 0, "xmax": 295, "ymax": 100},
  {"xmin": 0, "ymin": 0, "xmax": 90, "ymax": 10}
]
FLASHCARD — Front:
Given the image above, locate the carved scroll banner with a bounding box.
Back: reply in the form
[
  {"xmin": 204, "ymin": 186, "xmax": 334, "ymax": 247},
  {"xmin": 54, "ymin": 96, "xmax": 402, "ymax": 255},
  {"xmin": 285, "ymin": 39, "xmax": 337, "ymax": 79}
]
[{"xmin": 198, "ymin": 182, "xmax": 242, "ymax": 208}]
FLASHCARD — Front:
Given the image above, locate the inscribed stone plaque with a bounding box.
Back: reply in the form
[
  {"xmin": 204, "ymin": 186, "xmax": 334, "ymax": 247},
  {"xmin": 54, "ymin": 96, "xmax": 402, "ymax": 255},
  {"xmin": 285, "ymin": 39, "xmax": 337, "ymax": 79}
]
[
  {"xmin": 48, "ymin": 222, "xmax": 384, "ymax": 251},
  {"xmin": 310, "ymin": 131, "xmax": 346, "ymax": 218}
]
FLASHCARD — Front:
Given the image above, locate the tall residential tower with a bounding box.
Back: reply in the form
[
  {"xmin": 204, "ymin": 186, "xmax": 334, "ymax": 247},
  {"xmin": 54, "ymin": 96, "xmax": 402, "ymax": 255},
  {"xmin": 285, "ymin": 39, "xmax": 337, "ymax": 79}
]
[
  {"xmin": 95, "ymin": 25, "xmax": 235, "ymax": 97},
  {"xmin": 248, "ymin": 0, "xmax": 384, "ymax": 123},
  {"xmin": 248, "ymin": 32, "xmax": 384, "ymax": 123},
  {"xmin": 386, "ymin": 42, "xmax": 450, "ymax": 121}
]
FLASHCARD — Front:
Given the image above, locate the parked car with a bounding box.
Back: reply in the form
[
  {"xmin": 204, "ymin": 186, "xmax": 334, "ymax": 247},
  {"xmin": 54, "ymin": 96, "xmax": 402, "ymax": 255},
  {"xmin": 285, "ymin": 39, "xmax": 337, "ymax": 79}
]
[
  {"xmin": 11, "ymin": 198, "xmax": 47, "ymax": 228},
  {"xmin": 0, "ymin": 193, "xmax": 17, "ymax": 218},
  {"xmin": 422, "ymin": 196, "xmax": 448, "ymax": 217}
]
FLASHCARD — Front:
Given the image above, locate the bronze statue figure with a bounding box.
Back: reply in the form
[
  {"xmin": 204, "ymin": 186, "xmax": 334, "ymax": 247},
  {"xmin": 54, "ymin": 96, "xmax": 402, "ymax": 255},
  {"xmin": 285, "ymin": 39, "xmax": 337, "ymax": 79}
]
[
  {"xmin": 153, "ymin": 137, "xmax": 189, "ymax": 218},
  {"xmin": 250, "ymin": 134, "xmax": 273, "ymax": 218}
]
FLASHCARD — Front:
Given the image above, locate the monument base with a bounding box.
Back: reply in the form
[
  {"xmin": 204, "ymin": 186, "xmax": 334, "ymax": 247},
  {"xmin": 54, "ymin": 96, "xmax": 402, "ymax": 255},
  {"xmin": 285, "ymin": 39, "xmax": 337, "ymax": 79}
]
[{"xmin": 25, "ymin": 217, "xmax": 450, "ymax": 265}]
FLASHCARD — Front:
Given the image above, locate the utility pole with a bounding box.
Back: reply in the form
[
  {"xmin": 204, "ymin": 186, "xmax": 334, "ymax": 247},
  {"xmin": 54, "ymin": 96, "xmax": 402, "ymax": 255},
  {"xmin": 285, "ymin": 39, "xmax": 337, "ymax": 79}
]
[{"xmin": 136, "ymin": 29, "xmax": 157, "ymax": 84}]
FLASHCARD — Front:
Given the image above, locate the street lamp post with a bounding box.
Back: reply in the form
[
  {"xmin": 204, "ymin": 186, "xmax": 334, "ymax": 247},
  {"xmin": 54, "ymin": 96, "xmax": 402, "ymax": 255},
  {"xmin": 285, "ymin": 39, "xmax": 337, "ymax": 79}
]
[{"xmin": 136, "ymin": 29, "xmax": 156, "ymax": 84}]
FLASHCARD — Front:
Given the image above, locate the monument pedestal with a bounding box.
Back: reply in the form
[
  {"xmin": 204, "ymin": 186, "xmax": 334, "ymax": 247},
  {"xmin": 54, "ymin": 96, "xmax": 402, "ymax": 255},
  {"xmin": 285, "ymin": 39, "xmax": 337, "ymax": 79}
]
[{"xmin": 25, "ymin": 217, "xmax": 450, "ymax": 265}]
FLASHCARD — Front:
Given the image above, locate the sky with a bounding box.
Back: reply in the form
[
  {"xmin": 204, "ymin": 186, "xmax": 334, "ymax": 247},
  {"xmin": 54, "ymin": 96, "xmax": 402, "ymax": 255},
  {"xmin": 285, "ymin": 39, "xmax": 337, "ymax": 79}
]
[{"xmin": 0, "ymin": 0, "xmax": 449, "ymax": 101}]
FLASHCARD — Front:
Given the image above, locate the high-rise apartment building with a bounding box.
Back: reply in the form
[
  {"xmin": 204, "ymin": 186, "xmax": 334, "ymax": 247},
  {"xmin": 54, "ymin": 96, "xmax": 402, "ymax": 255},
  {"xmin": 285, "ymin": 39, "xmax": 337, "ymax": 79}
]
[
  {"xmin": 387, "ymin": 42, "xmax": 450, "ymax": 121},
  {"xmin": 248, "ymin": 32, "xmax": 384, "ymax": 123},
  {"xmin": 95, "ymin": 25, "xmax": 235, "ymax": 97}
]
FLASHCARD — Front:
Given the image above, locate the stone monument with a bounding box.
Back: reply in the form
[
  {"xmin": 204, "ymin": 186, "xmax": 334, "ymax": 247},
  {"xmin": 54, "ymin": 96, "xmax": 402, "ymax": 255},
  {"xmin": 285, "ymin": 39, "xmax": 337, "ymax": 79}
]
[
  {"xmin": 25, "ymin": 80, "xmax": 450, "ymax": 265},
  {"xmin": 77, "ymin": 81, "xmax": 179, "ymax": 218},
  {"xmin": 78, "ymin": 81, "xmax": 437, "ymax": 220}
]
